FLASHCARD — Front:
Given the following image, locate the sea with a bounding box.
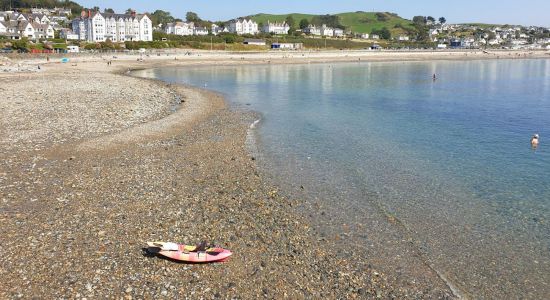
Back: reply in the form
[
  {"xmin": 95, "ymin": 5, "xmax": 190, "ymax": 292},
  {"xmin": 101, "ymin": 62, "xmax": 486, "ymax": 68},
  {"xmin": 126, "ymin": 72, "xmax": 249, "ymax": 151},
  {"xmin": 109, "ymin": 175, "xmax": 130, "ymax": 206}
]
[{"xmin": 133, "ymin": 58, "xmax": 550, "ymax": 298}]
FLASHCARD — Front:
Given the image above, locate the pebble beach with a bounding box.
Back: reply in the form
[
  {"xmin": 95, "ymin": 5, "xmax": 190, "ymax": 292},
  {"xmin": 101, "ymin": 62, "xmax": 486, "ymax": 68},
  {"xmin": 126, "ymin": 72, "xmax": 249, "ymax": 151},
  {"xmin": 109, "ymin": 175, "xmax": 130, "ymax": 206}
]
[{"xmin": 3, "ymin": 49, "xmax": 547, "ymax": 298}]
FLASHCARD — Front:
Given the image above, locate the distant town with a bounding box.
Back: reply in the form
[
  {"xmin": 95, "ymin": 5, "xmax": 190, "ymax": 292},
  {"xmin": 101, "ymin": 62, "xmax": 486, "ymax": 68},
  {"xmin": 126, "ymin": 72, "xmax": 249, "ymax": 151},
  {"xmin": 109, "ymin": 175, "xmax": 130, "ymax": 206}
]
[{"xmin": 1, "ymin": 6, "xmax": 550, "ymax": 53}]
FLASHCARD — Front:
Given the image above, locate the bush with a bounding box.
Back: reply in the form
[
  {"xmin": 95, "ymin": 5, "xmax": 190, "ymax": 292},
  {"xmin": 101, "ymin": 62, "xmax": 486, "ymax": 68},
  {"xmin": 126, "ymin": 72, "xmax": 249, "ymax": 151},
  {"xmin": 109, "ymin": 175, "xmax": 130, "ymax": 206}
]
[
  {"xmin": 84, "ymin": 43, "xmax": 99, "ymax": 50},
  {"xmin": 223, "ymin": 35, "xmax": 236, "ymax": 44},
  {"xmin": 376, "ymin": 13, "xmax": 389, "ymax": 22},
  {"xmin": 12, "ymin": 38, "xmax": 29, "ymax": 50},
  {"xmin": 371, "ymin": 27, "xmax": 391, "ymax": 40}
]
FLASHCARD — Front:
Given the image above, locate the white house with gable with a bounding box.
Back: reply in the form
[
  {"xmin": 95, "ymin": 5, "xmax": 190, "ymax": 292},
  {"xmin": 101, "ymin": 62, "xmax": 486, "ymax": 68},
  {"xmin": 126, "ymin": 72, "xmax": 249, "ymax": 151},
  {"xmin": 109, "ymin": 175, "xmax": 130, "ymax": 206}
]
[
  {"xmin": 320, "ymin": 24, "xmax": 334, "ymax": 37},
  {"xmin": 211, "ymin": 23, "xmax": 227, "ymax": 35},
  {"xmin": 60, "ymin": 29, "xmax": 79, "ymax": 40},
  {"xmin": 262, "ymin": 21, "xmax": 289, "ymax": 35},
  {"xmin": 333, "ymin": 28, "xmax": 344, "ymax": 37},
  {"xmin": 193, "ymin": 27, "xmax": 209, "ymax": 36},
  {"xmin": 228, "ymin": 19, "xmax": 258, "ymax": 35},
  {"xmin": 165, "ymin": 22, "xmax": 194, "ymax": 36},
  {"xmin": 304, "ymin": 25, "xmax": 321, "ymax": 36}
]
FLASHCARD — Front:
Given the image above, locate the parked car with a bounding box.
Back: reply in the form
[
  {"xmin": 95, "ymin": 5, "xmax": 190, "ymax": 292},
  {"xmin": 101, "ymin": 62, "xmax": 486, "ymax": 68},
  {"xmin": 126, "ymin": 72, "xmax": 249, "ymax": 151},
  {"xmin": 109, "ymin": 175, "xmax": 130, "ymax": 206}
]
[{"xmin": 0, "ymin": 48, "xmax": 13, "ymax": 53}]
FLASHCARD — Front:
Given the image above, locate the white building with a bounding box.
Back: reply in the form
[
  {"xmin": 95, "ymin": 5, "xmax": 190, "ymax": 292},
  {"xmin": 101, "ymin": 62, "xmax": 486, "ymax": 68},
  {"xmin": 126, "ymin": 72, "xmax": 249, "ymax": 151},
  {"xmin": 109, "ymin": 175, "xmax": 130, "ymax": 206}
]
[
  {"xmin": 50, "ymin": 15, "xmax": 69, "ymax": 23},
  {"xmin": 304, "ymin": 25, "xmax": 321, "ymax": 36},
  {"xmin": 397, "ymin": 35, "xmax": 410, "ymax": 41},
  {"xmin": 243, "ymin": 38, "xmax": 265, "ymax": 45},
  {"xmin": 228, "ymin": 19, "xmax": 258, "ymax": 35},
  {"xmin": 67, "ymin": 45, "xmax": 80, "ymax": 53},
  {"xmin": 261, "ymin": 21, "xmax": 289, "ymax": 35},
  {"xmin": 333, "ymin": 28, "xmax": 344, "ymax": 37},
  {"xmin": 165, "ymin": 21, "xmax": 194, "ymax": 36},
  {"xmin": 0, "ymin": 19, "xmax": 53, "ymax": 40},
  {"xmin": 27, "ymin": 14, "xmax": 50, "ymax": 24},
  {"xmin": 31, "ymin": 8, "xmax": 51, "ymax": 15},
  {"xmin": 193, "ymin": 27, "xmax": 209, "ymax": 36},
  {"xmin": 320, "ymin": 24, "xmax": 333, "ymax": 37},
  {"xmin": 33, "ymin": 22, "xmax": 54, "ymax": 39},
  {"xmin": 211, "ymin": 23, "xmax": 227, "ymax": 35},
  {"xmin": 359, "ymin": 33, "xmax": 369, "ymax": 39},
  {"xmin": 72, "ymin": 10, "xmax": 152, "ymax": 42},
  {"xmin": 271, "ymin": 42, "xmax": 303, "ymax": 50},
  {"xmin": 60, "ymin": 29, "xmax": 79, "ymax": 40}
]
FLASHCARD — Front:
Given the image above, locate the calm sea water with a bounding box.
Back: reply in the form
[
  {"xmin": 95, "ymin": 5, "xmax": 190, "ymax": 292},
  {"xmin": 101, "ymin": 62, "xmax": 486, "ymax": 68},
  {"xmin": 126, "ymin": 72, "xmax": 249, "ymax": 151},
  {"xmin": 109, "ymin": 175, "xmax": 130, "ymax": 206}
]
[{"xmin": 134, "ymin": 59, "xmax": 550, "ymax": 298}]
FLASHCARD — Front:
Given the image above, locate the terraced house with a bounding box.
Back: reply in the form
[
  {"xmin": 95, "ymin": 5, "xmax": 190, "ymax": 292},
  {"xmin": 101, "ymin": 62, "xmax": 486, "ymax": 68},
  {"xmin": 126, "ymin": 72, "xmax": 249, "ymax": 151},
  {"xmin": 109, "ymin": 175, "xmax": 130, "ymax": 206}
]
[
  {"xmin": 0, "ymin": 11, "xmax": 55, "ymax": 40},
  {"xmin": 72, "ymin": 10, "xmax": 152, "ymax": 42},
  {"xmin": 228, "ymin": 19, "xmax": 259, "ymax": 35},
  {"xmin": 0, "ymin": 20, "xmax": 54, "ymax": 40}
]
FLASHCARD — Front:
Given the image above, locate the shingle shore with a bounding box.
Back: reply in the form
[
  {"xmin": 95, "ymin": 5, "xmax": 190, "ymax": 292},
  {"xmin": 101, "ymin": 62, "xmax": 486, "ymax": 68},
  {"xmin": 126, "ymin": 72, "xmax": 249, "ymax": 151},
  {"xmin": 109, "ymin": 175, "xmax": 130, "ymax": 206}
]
[{"xmin": 0, "ymin": 59, "xmax": 454, "ymax": 299}]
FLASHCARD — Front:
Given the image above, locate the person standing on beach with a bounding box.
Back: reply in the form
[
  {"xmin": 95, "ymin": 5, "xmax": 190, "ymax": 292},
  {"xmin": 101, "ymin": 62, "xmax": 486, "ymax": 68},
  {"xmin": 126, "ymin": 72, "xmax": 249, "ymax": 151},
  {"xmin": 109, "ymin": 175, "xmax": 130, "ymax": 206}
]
[{"xmin": 531, "ymin": 134, "xmax": 539, "ymax": 149}]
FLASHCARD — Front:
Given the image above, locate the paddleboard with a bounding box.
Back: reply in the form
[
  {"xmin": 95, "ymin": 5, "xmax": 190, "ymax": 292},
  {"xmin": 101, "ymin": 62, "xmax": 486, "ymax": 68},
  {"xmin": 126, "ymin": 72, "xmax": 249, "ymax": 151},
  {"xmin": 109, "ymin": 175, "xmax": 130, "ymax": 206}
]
[{"xmin": 146, "ymin": 241, "xmax": 232, "ymax": 263}]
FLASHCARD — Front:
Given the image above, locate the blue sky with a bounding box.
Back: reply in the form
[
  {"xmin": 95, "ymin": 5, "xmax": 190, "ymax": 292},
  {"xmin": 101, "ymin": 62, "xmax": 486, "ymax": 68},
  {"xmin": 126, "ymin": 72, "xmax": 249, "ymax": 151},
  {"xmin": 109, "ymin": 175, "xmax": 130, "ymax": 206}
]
[{"xmin": 77, "ymin": 0, "xmax": 550, "ymax": 27}]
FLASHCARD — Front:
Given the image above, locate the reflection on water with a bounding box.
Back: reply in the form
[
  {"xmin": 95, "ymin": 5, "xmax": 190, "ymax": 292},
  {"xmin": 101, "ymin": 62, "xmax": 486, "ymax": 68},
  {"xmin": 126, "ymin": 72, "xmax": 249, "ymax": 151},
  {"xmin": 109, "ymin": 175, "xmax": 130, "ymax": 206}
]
[{"xmin": 134, "ymin": 59, "xmax": 550, "ymax": 298}]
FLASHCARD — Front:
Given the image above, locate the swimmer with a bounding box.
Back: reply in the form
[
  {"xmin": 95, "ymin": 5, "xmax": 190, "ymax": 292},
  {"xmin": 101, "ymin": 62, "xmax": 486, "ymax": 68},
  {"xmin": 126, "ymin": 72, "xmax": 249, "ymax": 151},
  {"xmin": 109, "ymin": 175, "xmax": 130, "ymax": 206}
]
[
  {"xmin": 433, "ymin": 73, "xmax": 437, "ymax": 80},
  {"xmin": 531, "ymin": 134, "xmax": 539, "ymax": 148}
]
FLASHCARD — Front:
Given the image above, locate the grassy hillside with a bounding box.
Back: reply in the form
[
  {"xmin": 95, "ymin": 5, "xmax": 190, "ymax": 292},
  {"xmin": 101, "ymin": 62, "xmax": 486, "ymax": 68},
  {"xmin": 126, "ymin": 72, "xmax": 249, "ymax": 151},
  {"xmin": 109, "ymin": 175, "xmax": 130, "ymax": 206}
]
[
  {"xmin": 249, "ymin": 11, "xmax": 415, "ymax": 34},
  {"xmin": 250, "ymin": 13, "xmax": 315, "ymax": 25}
]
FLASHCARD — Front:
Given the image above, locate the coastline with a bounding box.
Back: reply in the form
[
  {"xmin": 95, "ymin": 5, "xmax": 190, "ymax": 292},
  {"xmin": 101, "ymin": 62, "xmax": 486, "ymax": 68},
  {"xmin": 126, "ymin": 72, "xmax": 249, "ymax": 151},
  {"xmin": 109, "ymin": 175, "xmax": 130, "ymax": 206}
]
[
  {"xmin": 3, "ymin": 50, "xmax": 544, "ymax": 298},
  {"xmin": 2, "ymin": 48, "xmax": 549, "ymax": 73}
]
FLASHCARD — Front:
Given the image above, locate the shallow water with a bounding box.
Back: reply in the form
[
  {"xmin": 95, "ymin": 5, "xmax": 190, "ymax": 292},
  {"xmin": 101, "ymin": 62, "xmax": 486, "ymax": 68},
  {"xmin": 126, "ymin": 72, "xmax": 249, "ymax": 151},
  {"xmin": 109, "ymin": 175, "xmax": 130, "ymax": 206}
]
[{"xmin": 135, "ymin": 59, "xmax": 550, "ymax": 298}]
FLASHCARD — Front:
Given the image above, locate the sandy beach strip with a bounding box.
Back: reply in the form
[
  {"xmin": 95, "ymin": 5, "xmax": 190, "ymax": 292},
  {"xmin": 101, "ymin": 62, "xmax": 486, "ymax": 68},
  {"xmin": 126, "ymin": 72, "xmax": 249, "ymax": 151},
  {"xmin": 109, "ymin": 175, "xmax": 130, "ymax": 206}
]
[{"xmin": 3, "ymin": 49, "xmax": 544, "ymax": 298}]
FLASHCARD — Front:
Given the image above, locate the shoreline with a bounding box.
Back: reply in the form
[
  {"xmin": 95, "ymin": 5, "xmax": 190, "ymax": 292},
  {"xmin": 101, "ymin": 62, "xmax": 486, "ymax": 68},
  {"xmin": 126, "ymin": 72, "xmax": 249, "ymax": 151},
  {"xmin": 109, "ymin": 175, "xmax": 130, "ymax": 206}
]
[
  {"xmin": 0, "ymin": 54, "xmax": 451, "ymax": 298},
  {"xmin": 2, "ymin": 49, "xmax": 549, "ymax": 73},
  {"xmin": 3, "ymin": 51, "xmax": 545, "ymax": 298}
]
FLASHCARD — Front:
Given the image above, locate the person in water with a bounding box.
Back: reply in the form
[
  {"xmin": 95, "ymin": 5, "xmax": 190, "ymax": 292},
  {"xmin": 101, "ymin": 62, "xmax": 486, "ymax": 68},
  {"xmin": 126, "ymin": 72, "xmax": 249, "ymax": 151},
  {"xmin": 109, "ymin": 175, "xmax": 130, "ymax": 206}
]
[{"xmin": 531, "ymin": 134, "xmax": 539, "ymax": 148}]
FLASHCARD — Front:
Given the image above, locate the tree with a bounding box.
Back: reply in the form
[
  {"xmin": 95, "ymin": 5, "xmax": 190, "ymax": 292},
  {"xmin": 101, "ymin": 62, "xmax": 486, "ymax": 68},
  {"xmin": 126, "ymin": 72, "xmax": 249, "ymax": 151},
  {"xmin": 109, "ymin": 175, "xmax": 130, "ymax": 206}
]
[
  {"xmin": 0, "ymin": 0, "xmax": 84, "ymax": 15},
  {"xmin": 125, "ymin": 8, "xmax": 134, "ymax": 14},
  {"xmin": 412, "ymin": 16, "xmax": 427, "ymax": 25},
  {"xmin": 92, "ymin": 6, "xmax": 100, "ymax": 12},
  {"xmin": 372, "ymin": 27, "xmax": 391, "ymax": 40},
  {"xmin": 311, "ymin": 14, "xmax": 343, "ymax": 29},
  {"xmin": 12, "ymin": 38, "xmax": 29, "ymax": 51},
  {"xmin": 285, "ymin": 15, "xmax": 295, "ymax": 30},
  {"xmin": 223, "ymin": 35, "xmax": 235, "ymax": 43},
  {"xmin": 104, "ymin": 8, "xmax": 114, "ymax": 13},
  {"xmin": 299, "ymin": 18, "xmax": 309, "ymax": 29},
  {"xmin": 186, "ymin": 11, "xmax": 200, "ymax": 23},
  {"xmin": 151, "ymin": 10, "xmax": 175, "ymax": 27},
  {"xmin": 427, "ymin": 16, "xmax": 435, "ymax": 23},
  {"xmin": 439, "ymin": 17, "xmax": 446, "ymax": 24}
]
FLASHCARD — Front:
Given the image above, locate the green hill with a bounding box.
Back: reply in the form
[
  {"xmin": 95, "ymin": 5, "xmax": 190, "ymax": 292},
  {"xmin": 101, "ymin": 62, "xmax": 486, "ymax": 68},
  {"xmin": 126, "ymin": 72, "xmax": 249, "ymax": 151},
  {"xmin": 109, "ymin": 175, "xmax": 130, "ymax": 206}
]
[{"xmin": 249, "ymin": 11, "xmax": 415, "ymax": 34}]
